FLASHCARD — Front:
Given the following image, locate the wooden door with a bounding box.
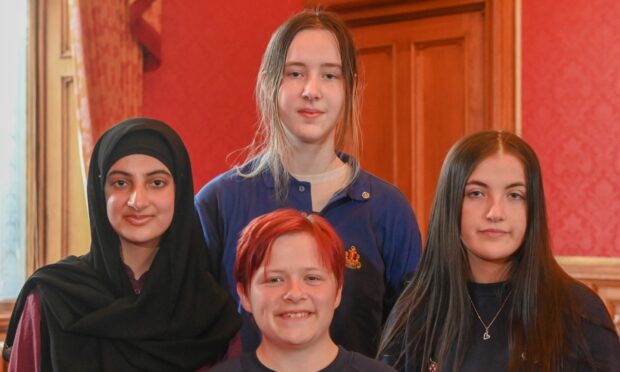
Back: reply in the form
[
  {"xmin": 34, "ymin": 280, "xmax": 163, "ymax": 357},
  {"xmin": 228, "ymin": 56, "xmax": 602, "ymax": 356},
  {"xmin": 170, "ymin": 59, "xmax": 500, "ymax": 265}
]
[
  {"xmin": 38, "ymin": 0, "xmax": 90, "ymax": 268},
  {"xmin": 355, "ymin": 10, "xmax": 485, "ymax": 234},
  {"xmin": 306, "ymin": 0, "xmax": 516, "ymax": 236}
]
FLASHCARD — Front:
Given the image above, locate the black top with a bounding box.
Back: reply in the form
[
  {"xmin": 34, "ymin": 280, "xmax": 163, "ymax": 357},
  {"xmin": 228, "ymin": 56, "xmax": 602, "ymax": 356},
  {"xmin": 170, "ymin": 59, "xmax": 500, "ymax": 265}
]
[
  {"xmin": 3, "ymin": 118, "xmax": 241, "ymax": 371},
  {"xmin": 383, "ymin": 280, "xmax": 620, "ymax": 372},
  {"xmin": 211, "ymin": 346, "xmax": 397, "ymax": 372}
]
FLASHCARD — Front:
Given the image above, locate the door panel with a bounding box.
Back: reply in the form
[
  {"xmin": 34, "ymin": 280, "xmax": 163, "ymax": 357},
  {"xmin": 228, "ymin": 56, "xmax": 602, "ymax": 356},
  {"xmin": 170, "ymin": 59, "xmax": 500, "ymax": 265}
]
[
  {"xmin": 357, "ymin": 45, "xmax": 397, "ymax": 183},
  {"xmin": 354, "ymin": 11, "xmax": 485, "ymax": 235},
  {"xmin": 42, "ymin": 0, "xmax": 90, "ymax": 266}
]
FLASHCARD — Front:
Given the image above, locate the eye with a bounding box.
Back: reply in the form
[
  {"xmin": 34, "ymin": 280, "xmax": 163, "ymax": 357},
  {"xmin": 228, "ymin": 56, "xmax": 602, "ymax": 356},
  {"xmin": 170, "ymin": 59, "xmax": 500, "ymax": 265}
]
[
  {"xmin": 466, "ymin": 190, "xmax": 484, "ymax": 198},
  {"xmin": 287, "ymin": 71, "xmax": 303, "ymax": 78},
  {"xmin": 265, "ymin": 276, "xmax": 284, "ymax": 285},
  {"xmin": 151, "ymin": 178, "xmax": 167, "ymax": 188},
  {"xmin": 324, "ymin": 73, "xmax": 338, "ymax": 80},
  {"xmin": 111, "ymin": 179, "xmax": 128, "ymax": 188},
  {"xmin": 508, "ymin": 191, "xmax": 526, "ymax": 200},
  {"xmin": 305, "ymin": 274, "xmax": 324, "ymax": 284}
]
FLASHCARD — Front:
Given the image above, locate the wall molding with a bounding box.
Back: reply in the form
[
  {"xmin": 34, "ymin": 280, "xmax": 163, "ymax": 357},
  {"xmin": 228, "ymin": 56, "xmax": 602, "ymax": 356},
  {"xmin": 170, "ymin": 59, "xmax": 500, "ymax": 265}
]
[{"xmin": 558, "ymin": 256, "xmax": 620, "ymax": 334}]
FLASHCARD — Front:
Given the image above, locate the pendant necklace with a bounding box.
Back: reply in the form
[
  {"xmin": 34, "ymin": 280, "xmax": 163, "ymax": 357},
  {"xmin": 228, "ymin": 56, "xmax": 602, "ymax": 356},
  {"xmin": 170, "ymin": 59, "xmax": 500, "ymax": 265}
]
[{"xmin": 466, "ymin": 290, "xmax": 512, "ymax": 341}]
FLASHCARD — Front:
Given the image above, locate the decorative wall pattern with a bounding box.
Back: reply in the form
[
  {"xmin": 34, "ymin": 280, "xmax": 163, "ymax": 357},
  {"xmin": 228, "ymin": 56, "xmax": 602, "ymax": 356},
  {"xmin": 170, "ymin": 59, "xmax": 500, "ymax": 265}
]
[
  {"xmin": 522, "ymin": 0, "xmax": 620, "ymax": 257},
  {"xmin": 143, "ymin": 0, "xmax": 302, "ymax": 190}
]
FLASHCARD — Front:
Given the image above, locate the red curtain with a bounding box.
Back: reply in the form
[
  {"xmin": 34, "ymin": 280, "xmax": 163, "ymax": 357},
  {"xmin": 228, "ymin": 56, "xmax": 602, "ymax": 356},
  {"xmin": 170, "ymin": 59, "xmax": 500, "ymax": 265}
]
[{"xmin": 69, "ymin": 0, "xmax": 161, "ymax": 171}]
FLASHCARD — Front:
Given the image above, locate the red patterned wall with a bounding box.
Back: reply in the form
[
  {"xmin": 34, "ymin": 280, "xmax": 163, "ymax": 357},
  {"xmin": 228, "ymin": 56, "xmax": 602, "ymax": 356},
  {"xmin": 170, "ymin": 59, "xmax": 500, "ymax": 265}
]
[
  {"xmin": 143, "ymin": 1, "xmax": 302, "ymax": 190},
  {"xmin": 522, "ymin": 0, "xmax": 620, "ymax": 257},
  {"xmin": 144, "ymin": 1, "xmax": 619, "ymax": 257}
]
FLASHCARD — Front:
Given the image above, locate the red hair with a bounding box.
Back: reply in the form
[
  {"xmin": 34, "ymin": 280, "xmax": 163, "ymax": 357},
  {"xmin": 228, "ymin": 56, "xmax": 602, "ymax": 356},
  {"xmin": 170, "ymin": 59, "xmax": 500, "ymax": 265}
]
[{"xmin": 234, "ymin": 209, "xmax": 345, "ymax": 293}]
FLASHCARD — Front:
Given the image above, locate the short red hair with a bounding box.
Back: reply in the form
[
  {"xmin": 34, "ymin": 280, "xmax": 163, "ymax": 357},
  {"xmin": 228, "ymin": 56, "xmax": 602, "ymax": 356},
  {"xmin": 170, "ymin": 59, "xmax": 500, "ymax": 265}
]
[{"xmin": 234, "ymin": 209, "xmax": 345, "ymax": 293}]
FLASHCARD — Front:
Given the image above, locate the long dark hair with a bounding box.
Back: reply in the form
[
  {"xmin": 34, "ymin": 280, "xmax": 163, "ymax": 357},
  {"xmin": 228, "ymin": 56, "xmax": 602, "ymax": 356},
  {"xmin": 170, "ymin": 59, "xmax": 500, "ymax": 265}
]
[{"xmin": 378, "ymin": 131, "xmax": 592, "ymax": 371}]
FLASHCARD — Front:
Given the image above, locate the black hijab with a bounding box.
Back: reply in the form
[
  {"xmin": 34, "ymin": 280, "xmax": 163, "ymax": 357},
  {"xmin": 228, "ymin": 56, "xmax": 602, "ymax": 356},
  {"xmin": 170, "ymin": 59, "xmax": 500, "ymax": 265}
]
[{"xmin": 3, "ymin": 118, "xmax": 241, "ymax": 371}]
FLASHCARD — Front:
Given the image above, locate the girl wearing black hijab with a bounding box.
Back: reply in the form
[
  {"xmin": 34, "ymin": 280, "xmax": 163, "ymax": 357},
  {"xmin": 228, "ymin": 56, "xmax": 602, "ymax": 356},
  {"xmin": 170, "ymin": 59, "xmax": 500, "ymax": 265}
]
[{"xmin": 3, "ymin": 118, "xmax": 241, "ymax": 371}]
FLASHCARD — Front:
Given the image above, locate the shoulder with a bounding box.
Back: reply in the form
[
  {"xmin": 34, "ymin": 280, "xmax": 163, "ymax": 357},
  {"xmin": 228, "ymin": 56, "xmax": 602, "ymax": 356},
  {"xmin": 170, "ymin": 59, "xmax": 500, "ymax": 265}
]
[
  {"xmin": 351, "ymin": 169, "xmax": 420, "ymax": 234},
  {"xmin": 566, "ymin": 280, "xmax": 620, "ymax": 370},
  {"xmin": 352, "ymin": 169, "xmax": 414, "ymax": 215},
  {"xmin": 196, "ymin": 168, "xmax": 243, "ymax": 198},
  {"xmin": 31, "ymin": 255, "xmax": 95, "ymax": 283},
  {"xmin": 568, "ymin": 280, "xmax": 615, "ymax": 328},
  {"xmin": 196, "ymin": 165, "xmax": 273, "ymax": 200},
  {"xmin": 342, "ymin": 349, "xmax": 398, "ymax": 372},
  {"xmin": 332, "ymin": 347, "xmax": 396, "ymax": 372},
  {"xmin": 356, "ymin": 168, "xmax": 408, "ymax": 200}
]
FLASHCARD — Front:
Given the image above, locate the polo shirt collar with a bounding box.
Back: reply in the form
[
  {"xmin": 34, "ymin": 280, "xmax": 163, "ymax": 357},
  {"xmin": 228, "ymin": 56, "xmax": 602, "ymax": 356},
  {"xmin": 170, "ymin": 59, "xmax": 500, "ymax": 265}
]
[{"xmin": 258, "ymin": 153, "xmax": 372, "ymax": 202}]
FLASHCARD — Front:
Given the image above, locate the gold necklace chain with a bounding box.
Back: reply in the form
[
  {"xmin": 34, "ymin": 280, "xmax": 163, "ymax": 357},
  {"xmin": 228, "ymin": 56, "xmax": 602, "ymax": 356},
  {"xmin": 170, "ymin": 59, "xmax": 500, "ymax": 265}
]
[{"xmin": 466, "ymin": 289, "xmax": 512, "ymax": 341}]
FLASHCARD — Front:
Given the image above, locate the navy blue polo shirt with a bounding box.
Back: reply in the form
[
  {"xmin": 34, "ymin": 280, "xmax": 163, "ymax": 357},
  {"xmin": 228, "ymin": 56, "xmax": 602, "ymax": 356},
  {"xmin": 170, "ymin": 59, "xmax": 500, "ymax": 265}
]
[{"xmin": 195, "ymin": 163, "xmax": 422, "ymax": 357}]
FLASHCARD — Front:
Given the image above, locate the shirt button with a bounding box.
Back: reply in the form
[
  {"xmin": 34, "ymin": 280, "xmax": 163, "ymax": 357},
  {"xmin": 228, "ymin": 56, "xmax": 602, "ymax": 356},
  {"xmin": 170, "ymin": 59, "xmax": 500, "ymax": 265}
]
[
  {"xmin": 298, "ymin": 185, "xmax": 305, "ymax": 192},
  {"xmin": 361, "ymin": 191, "xmax": 370, "ymax": 199}
]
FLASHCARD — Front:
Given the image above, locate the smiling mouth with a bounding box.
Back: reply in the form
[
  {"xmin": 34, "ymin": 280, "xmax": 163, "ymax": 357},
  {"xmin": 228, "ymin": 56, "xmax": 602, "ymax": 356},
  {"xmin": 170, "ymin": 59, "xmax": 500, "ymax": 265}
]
[{"xmin": 279, "ymin": 311, "xmax": 311, "ymax": 319}]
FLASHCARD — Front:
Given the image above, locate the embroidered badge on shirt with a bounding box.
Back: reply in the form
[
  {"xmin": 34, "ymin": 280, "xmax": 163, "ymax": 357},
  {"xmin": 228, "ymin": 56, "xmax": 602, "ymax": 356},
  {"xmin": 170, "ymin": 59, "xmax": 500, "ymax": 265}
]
[{"xmin": 345, "ymin": 245, "xmax": 362, "ymax": 269}]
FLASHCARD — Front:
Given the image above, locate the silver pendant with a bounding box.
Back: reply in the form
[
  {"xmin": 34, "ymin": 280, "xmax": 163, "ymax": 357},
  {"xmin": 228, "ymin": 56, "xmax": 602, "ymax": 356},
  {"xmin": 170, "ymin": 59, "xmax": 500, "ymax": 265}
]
[{"xmin": 483, "ymin": 331, "xmax": 491, "ymax": 340}]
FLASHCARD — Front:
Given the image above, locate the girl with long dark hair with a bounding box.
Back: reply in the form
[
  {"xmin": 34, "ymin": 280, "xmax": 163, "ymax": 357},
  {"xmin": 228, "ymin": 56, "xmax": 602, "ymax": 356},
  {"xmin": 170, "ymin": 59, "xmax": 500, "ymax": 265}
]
[{"xmin": 379, "ymin": 131, "xmax": 619, "ymax": 371}]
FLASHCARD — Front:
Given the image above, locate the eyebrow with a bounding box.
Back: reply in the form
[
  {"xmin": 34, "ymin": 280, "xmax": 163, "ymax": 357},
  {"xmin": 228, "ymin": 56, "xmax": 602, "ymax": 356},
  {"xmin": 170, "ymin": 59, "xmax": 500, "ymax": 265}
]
[
  {"xmin": 265, "ymin": 267, "xmax": 328, "ymax": 273},
  {"xmin": 107, "ymin": 169, "xmax": 172, "ymax": 178},
  {"xmin": 465, "ymin": 180, "xmax": 526, "ymax": 189}
]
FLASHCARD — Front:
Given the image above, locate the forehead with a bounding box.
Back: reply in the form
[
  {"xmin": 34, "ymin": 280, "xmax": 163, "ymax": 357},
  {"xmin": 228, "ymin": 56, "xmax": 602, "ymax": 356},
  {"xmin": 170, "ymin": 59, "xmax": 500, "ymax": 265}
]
[
  {"xmin": 107, "ymin": 154, "xmax": 170, "ymax": 174},
  {"xmin": 468, "ymin": 152, "xmax": 525, "ymax": 184},
  {"xmin": 264, "ymin": 231, "xmax": 324, "ymax": 268},
  {"xmin": 285, "ymin": 29, "xmax": 341, "ymax": 64}
]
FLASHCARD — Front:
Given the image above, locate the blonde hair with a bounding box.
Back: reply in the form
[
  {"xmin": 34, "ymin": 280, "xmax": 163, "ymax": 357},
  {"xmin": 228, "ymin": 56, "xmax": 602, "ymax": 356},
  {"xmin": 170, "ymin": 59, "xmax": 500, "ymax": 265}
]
[{"xmin": 237, "ymin": 9, "xmax": 361, "ymax": 201}]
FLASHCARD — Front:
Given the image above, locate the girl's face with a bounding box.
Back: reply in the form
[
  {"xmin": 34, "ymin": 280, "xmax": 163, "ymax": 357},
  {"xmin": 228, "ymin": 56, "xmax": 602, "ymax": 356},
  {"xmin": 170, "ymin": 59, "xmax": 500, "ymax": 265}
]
[
  {"xmin": 105, "ymin": 154, "xmax": 175, "ymax": 251},
  {"xmin": 460, "ymin": 152, "xmax": 527, "ymax": 283},
  {"xmin": 238, "ymin": 231, "xmax": 342, "ymax": 351},
  {"xmin": 277, "ymin": 29, "xmax": 345, "ymax": 148}
]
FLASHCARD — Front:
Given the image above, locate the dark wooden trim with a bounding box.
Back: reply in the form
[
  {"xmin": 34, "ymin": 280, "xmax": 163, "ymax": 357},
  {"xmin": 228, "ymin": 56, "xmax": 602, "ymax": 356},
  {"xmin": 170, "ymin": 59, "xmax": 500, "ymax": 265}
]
[
  {"xmin": 344, "ymin": 3, "xmax": 485, "ymax": 28},
  {"xmin": 0, "ymin": 301, "xmax": 15, "ymax": 330},
  {"xmin": 34, "ymin": 0, "xmax": 47, "ymax": 273},
  {"xmin": 305, "ymin": 0, "xmax": 409, "ymax": 12}
]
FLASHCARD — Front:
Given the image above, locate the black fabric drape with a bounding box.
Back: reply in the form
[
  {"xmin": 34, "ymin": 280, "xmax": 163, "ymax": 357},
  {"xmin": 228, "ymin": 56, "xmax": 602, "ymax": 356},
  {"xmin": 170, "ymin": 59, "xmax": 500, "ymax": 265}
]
[{"xmin": 3, "ymin": 117, "xmax": 241, "ymax": 371}]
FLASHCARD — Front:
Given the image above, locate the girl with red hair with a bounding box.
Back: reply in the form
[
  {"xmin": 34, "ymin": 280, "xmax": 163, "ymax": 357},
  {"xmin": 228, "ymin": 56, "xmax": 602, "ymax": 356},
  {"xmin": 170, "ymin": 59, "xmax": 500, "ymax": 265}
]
[{"xmin": 212, "ymin": 209, "xmax": 395, "ymax": 372}]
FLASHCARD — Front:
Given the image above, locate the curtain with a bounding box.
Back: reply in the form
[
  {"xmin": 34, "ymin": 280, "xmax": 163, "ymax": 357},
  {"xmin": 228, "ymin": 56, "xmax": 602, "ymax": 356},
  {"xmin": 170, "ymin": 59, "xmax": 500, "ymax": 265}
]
[
  {"xmin": 130, "ymin": 0, "xmax": 162, "ymax": 71},
  {"xmin": 69, "ymin": 0, "xmax": 162, "ymax": 171}
]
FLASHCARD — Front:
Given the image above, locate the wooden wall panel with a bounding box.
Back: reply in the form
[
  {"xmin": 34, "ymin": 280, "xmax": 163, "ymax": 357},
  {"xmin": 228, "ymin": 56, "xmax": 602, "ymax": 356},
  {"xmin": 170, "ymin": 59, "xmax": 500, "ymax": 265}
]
[
  {"xmin": 357, "ymin": 45, "xmax": 397, "ymax": 183},
  {"xmin": 42, "ymin": 0, "xmax": 89, "ymax": 267},
  {"xmin": 304, "ymin": 0, "xmax": 516, "ymax": 235},
  {"xmin": 415, "ymin": 40, "xmax": 467, "ymax": 228},
  {"xmin": 352, "ymin": 11, "xmax": 486, "ymax": 234}
]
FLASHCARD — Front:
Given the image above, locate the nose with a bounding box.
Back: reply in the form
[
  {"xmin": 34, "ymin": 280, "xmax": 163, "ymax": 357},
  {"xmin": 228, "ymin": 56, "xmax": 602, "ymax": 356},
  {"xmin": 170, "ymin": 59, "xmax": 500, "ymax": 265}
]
[
  {"xmin": 302, "ymin": 74, "xmax": 322, "ymax": 100},
  {"xmin": 283, "ymin": 279, "xmax": 307, "ymax": 302},
  {"xmin": 485, "ymin": 197, "xmax": 505, "ymax": 222},
  {"xmin": 127, "ymin": 186, "xmax": 147, "ymax": 210}
]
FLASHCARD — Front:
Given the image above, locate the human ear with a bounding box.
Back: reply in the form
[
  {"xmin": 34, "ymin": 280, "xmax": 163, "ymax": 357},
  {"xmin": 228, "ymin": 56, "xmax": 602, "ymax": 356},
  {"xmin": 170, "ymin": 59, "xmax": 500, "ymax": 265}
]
[
  {"xmin": 237, "ymin": 283, "xmax": 252, "ymax": 314},
  {"xmin": 334, "ymin": 285, "xmax": 343, "ymax": 309}
]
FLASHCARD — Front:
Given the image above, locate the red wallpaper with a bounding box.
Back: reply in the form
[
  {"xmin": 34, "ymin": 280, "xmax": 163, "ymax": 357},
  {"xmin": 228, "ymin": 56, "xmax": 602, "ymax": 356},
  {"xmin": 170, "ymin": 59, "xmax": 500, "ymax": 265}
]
[
  {"xmin": 143, "ymin": 1, "xmax": 302, "ymax": 190},
  {"xmin": 144, "ymin": 1, "xmax": 619, "ymax": 257},
  {"xmin": 522, "ymin": 0, "xmax": 620, "ymax": 257}
]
